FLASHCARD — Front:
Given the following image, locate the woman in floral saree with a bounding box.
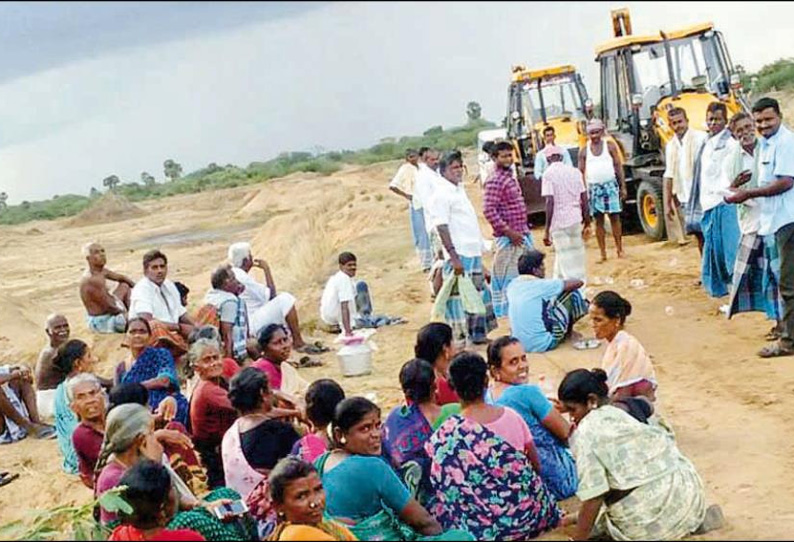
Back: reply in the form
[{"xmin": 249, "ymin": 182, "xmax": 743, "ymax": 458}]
[{"xmin": 425, "ymin": 352, "xmax": 562, "ymax": 541}]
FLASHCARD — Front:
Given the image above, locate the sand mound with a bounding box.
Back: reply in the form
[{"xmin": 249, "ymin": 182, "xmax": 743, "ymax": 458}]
[{"xmin": 68, "ymin": 192, "xmax": 146, "ymax": 227}]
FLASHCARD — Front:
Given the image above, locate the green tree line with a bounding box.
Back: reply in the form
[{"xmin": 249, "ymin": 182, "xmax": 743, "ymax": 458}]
[{"xmin": 0, "ymin": 113, "xmax": 494, "ymax": 226}]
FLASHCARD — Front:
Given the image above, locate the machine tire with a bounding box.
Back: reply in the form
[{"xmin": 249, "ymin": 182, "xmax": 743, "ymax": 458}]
[{"xmin": 636, "ymin": 179, "xmax": 666, "ymax": 241}]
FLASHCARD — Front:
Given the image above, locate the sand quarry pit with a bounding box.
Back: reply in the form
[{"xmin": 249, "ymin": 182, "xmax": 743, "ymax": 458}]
[{"xmin": 1, "ymin": 154, "xmax": 793, "ymax": 539}]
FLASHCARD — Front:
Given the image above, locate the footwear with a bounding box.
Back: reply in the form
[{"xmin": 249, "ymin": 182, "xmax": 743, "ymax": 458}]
[
  {"xmin": 31, "ymin": 424, "xmax": 57, "ymax": 440},
  {"xmin": 288, "ymin": 356, "xmax": 323, "ymax": 369},
  {"xmin": 758, "ymin": 341, "xmax": 794, "ymax": 358},
  {"xmin": 295, "ymin": 344, "xmax": 327, "ymax": 355},
  {"xmin": 694, "ymin": 504, "xmax": 725, "ymax": 535},
  {"xmin": 0, "ymin": 472, "xmax": 19, "ymax": 488},
  {"xmin": 573, "ymin": 338, "xmax": 601, "ymax": 351},
  {"xmin": 765, "ymin": 326, "xmax": 783, "ymax": 342}
]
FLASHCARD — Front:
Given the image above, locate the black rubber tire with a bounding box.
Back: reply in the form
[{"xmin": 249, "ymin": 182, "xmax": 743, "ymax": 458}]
[{"xmin": 635, "ymin": 179, "xmax": 666, "ymax": 241}]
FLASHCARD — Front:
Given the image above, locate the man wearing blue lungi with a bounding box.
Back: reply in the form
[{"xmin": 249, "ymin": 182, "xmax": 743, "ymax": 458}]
[{"xmin": 698, "ymin": 102, "xmax": 740, "ymax": 298}]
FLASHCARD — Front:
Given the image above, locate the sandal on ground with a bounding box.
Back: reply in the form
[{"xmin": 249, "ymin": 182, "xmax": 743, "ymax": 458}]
[
  {"xmin": 295, "ymin": 344, "xmax": 327, "ymax": 355},
  {"xmin": 31, "ymin": 424, "xmax": 57, "ymax": 440},
  {"xmin": 0, "ymin": 472, "xmax": 19, "ymax": 488},
  {"xmin": 765, "ymin": 327, "xmax": 782, "ymax": 341},
  {"xmin": 758, "ymin": 342, "xmax": 794, "ymax": 358},
  {"xmin": 288, "ymin": 356, "xmax": 323, "ymax": 369},
  {"xmin": 573, "ymin": 338, "xmax": 601, "ymax": 351}
]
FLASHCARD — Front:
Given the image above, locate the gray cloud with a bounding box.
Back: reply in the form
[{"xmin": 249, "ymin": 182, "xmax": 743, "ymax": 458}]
[{"xmin": 0, "ymin": 1, "xmax": 791, "ymax": 203}]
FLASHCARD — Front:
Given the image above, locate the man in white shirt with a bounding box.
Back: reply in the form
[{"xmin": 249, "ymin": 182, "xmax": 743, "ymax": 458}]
[
  {"xmin": 319, "ymin": 252, "xmax": 403, "ymax": 336},
  {"xmin": 428, "ymin": 151, "xmax": 497, "ymax": 346},
  {"xmin": 389, "ymin": 149, "xmax": 432, "ymax": 272},
  {"xmin": 227, "ymin": 242, "xmax": 326, "ymax": 355},
  {"xmin": 414, "ymin": 148, "xmax": 446, "ymax": 292},
  {"xmin": 697, "ymin": 102, "xmax": 741, "ymax": 299},
  {"xmin": 129, "ymin": 249, "xmax": 195, "ymax": 354},
  {"xmin": 663, "ymin": 107, "xmax": 708, "ymax": 248},
  {"xmin": 722, "ymin": 112, "xmax": 782, "ymax": 337}
]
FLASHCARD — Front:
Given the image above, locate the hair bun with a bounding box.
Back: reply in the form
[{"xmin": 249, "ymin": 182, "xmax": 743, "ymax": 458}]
[
  {"xmin": 623, "ymin": 299, "xmax": 633, "ymax": 317},
  {"xmin": 591, "ymin": 368, "xmax": 608, "ymax": 383}
]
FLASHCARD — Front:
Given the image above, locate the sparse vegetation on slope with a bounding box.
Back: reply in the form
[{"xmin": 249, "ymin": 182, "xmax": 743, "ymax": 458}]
[{"xmin": 0, "ymin": 118, "xmax": 494, "ymax": 226}]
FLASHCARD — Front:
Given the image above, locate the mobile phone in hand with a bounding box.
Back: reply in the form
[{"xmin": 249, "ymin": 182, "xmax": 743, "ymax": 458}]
[{"xmin": 211, "ymin": 500, "xmax": 249, "ymax": 520}]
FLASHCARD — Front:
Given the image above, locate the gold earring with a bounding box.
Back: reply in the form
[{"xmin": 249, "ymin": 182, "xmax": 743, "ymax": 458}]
[{"xmin": 340, "ymin": 436, "xmax": 347, "ymax": 445}]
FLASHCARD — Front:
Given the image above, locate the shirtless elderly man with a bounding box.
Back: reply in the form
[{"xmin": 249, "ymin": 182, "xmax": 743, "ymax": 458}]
[
  {"xmin": 34, "ymin": 314, "xmax": 70, "ymax": 420},
  {"xmin": 79, "ymin": 242, "xmax": 135, "ymax": 334}
]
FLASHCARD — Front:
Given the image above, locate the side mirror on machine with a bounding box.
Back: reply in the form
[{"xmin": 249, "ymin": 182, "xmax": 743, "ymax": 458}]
[{"xmin": 692, "ymin": 75, "xmax": 708, "ymax": 91}]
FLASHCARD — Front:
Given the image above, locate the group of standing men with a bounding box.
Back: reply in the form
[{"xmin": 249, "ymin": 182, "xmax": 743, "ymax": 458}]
[
  {"xmin": 663, "ymin": 97, "xmax": 794, "ymax": 358},
  {"xmin": 390, "ymin": 95, "xmax": 794, "ymax": 360}
]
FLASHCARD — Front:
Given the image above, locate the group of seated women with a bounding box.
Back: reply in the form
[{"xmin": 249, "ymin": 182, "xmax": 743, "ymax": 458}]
[{"xmin": 42, "ymin": 288, "xmax": 724, "ymax": 541}]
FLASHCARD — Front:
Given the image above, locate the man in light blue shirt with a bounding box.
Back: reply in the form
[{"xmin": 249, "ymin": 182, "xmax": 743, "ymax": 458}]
[
  {"xmin": 506, "ymin": 250, "xmax": 586, "ymax": 353},
  {"xmin": 726, "ymin": 97, "xmax": 794, "ymax": 358},
  {"xmin": 533, "ymin": 126, "xmax": 573, "ymax": 181}
]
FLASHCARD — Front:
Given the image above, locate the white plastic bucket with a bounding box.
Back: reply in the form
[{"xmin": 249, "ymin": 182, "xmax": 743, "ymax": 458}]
[{"xmin": 337, "ymin": 342, "xmax": 373, "ymax": 377}]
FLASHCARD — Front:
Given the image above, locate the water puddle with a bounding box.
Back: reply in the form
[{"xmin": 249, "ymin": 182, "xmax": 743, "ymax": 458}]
[{"xmin": 136, "ymin": 222, "xmax": 255, "ymax": 247}]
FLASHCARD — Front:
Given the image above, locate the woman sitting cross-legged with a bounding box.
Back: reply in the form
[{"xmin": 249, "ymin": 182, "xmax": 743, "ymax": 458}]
[
  {"xmin": 268, "ymin": 456, "xmax": 357, "ymax": 541},
  {"xmin": 315, "ymin": 397, "xmax": 473, "ymax": 541},
  {"xmin": 485, "ymin": 336, "xmax": 577, "ymax": 500},
  {"xmin": 108, "ymin": 459, "xmax": 205, "ymax": 541},
  {"xmin": 382, "ymin": 359, "xmax": 460, "ymax": 504},
  {"xmin": 95, "ymin": 403, "xmax": 252, "ymax": 541},
  {"xmin": 115, "ymin": 318, "xmax": 190, "ymax": 426},
  {"xmin": 559, "ymin": 368, "xmax": 723, "ymax": 541},
  {"xmin": 221, "ymin": 367, "xmax": 301, "ymax": 536},
  {"xmin": 291, "ymin": 379, "xmax": 346, "ymax": 464},
  {"xmin": 426, "ymin": 352, "xmax": 562, "ymax": 541}
]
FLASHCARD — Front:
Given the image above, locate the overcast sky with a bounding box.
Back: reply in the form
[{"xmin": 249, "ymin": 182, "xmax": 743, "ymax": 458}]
[{"xmin": 1, "ymin": 1, "xmax": 792, "ymax": 203}]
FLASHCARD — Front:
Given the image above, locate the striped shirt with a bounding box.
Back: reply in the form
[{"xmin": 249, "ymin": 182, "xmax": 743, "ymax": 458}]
[
  {"xmin": 541, "ymin": 162, "xmax": 586, "ymax": 231},
  {"xmin": 483, "ymin": 165, "xmax": 529, "ymax": 237}
]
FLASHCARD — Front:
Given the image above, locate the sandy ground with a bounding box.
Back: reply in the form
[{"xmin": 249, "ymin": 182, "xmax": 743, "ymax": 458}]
[{"xmin": 1, "ymin": 153, "xmax": 793, "ymax": 539}]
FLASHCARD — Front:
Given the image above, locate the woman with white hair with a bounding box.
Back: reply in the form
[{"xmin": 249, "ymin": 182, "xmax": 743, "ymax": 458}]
[
  {"xmin": 227, "ymin": 242, "xmax": 327, "ymax": 354},
  {"xmin": 188, "ymin": 338, "xmax": 238, "ymax": 489}
]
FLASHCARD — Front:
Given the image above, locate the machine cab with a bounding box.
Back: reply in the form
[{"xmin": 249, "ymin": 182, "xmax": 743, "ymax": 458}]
[
  {"xmin": 596, "ymin": 13, "xmax": 748, "ymax": 162},
  {"xmin": 506, "ymin": 65, "xmax": 590, "ymax": 175}
]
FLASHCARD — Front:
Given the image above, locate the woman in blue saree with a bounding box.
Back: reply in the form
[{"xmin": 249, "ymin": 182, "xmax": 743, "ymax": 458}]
[
  {"xmin": 115, "ymin": 318, "xmax": 189, "ymax": 426},
  {"xmin": 382, "ymin": 359, "xmax": 460, "ymax": 504},
  {"xmin": 485, "ymin": 336, "xmax": 578, "ymax": 500}
]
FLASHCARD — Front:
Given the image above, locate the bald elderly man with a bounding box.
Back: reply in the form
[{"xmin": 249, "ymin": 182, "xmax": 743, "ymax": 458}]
[
  {"xmin": 35, "ymin": 314, "xmax": 70, "ymax": 420},
  {"xmin": 79, "ymin": 242, "xmax": 135, "ymax": 334}
]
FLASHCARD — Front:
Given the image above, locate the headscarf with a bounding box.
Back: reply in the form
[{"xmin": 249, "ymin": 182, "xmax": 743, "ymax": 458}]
[
  {"xmin": 586, "ymin": 118, "xmax": 605, "ymax": 134},
  {"xmin": 543, "ymin": 145, "xmax": 564, "ymax": 159},
  {"xmin": 93, "ymin": 403, "xmax": 152, "ymax": 488}
]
